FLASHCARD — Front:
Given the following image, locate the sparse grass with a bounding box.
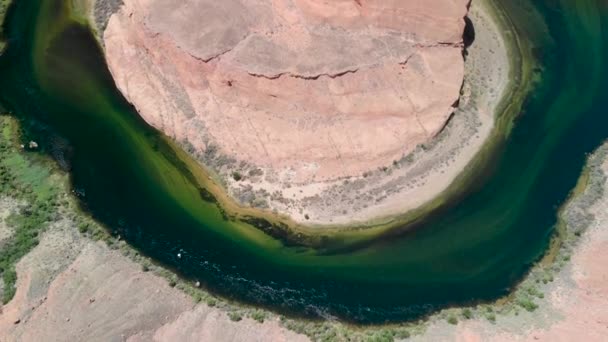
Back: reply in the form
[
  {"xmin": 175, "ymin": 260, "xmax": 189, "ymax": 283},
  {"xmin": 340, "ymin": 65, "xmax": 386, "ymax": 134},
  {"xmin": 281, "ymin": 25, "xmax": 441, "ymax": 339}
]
[{"xmin": 279, "ymin": 318, "xmax": 420, "ymax": 342}]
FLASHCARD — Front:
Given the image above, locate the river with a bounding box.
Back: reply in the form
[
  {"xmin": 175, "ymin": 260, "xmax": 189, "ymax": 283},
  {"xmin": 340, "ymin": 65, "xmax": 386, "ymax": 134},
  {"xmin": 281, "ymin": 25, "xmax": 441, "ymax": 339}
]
[{"xmin": 0, "ymin": 0, "xmax": 606, "ymax": 323}]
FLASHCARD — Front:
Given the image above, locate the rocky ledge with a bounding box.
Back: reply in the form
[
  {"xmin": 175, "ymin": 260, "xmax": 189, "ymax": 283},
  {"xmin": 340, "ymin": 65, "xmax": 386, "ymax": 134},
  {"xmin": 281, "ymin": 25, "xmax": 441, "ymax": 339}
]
[{"xmin": 101, "ymin": 0, "xmax": 471, "ymax": 223}]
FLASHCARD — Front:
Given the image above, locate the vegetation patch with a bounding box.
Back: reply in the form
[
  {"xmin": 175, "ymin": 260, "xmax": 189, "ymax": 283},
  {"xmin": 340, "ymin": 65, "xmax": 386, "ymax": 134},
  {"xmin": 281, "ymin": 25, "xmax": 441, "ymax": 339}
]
[
  {"xmin": 0, "ymin": 116, "xmax": 65, "ymax": 303},
  {"xmin": 0, "ymin": 0, "xmax": 11, "ymax": 54}
]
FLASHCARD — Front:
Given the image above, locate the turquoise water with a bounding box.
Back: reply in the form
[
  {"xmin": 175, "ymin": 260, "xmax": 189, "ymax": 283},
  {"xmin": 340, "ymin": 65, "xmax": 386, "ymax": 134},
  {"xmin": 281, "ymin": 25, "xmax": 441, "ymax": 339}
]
[{"xmin": 0, "ymin": 0, "xmax": 606, "ymax": 323}]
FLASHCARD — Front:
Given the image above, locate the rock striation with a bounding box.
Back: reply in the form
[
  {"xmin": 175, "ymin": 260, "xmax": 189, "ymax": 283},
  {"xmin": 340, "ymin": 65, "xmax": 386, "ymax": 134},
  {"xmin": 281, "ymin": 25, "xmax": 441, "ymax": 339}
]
[{"xmin": 103, "ymin": 0, "xmax": 471, "ymax": 221}]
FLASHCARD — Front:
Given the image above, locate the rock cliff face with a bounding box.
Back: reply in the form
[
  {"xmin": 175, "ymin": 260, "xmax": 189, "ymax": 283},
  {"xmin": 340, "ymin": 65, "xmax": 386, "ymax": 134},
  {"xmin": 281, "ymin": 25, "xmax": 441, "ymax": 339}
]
[{"xmin": 103, "ymin": 0, "xmax": 470, "ymax": 207}]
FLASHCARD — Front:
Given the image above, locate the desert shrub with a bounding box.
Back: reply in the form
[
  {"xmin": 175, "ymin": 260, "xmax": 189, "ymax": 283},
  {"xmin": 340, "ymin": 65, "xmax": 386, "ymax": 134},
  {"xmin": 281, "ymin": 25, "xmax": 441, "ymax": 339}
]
[
  {"xmin": 250, "ymin": 310, "xmax": 266, "ymax": 323},
  {"xmin": 232, "ymin": 171, "xmax": 243, "ymax": 181},
  {"xmin": 228, "ymin": 311, "xmax": 242, "ymax": 322},
  {"xmin": 517, "ymin": 298, "xmax": 538, "ymax": 312},
  {"xmin": 206, "ymin": 298, "xmax": 217, "ymax": 307},
  {"xmin": 248, "ymin": 168, "xmax": 263, "ymax": 177},
  {"xmin": 394, "ymin": 329, "xmax": 411, "ymax": 339},
  {"xmin": 486, "ymin": 313, "xmax": 496, "ymax": 323},
  {"xmin": 78, "ymin": 222, "xmax": 90, "ymax": 234},
  {"xmin": 462, "ymin": 308, "xmax": 473, "ymax": 319},
  {"xmin": 366, "ymin": 329, "xmax": 395, "ymax": 342}
]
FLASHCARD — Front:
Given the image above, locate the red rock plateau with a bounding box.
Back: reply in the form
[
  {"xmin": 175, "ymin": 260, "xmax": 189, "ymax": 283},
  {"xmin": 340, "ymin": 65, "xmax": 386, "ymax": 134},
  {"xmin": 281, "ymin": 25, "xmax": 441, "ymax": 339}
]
[{"xmin": 104, "ymin": 0, "xmax": 470, "ymax": 188}]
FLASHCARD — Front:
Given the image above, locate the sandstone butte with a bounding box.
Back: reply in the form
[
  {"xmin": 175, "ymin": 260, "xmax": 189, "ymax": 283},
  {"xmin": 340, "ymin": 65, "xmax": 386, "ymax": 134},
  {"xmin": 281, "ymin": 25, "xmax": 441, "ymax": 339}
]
[{"xmin": 103, "ymin": 0, "xmax": 472, "ymax": 224}]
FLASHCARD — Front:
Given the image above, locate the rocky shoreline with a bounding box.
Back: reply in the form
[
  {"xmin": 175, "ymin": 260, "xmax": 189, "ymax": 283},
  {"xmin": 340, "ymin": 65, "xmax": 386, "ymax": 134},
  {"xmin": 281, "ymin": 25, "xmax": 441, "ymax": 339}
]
[
  {"xmin": 411, "ymin": 143, "xmax": 608, "ymax": 342},
  {"xmin": 1, "ymin": 115, "xmax": 607, "ymax": 341},
  {"xmin": 96, "ymin": 0, "xmax": 486, "ymax": 227}
]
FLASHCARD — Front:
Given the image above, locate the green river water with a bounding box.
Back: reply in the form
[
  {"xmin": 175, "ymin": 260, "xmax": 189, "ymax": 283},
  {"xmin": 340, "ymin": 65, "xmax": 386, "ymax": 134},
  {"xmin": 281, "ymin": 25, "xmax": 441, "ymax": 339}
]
[{"xmin": 0, "ymin": 0, "xmax": 606, "ymax": 323}]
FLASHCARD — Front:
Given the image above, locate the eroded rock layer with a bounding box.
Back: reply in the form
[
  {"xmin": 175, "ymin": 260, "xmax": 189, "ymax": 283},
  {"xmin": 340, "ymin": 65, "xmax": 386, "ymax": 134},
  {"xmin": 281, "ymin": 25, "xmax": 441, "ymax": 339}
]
[{"xmin": 104, "ymin": 0, "xmax": 469, "ymax": 183}]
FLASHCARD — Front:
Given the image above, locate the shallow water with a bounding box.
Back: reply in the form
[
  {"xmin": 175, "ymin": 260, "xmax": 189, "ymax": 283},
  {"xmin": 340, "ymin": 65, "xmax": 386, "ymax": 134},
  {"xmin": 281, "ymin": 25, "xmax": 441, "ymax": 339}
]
[{"xmin": 0, "ymin": 0, "xmax": 606, "ymax": 323}]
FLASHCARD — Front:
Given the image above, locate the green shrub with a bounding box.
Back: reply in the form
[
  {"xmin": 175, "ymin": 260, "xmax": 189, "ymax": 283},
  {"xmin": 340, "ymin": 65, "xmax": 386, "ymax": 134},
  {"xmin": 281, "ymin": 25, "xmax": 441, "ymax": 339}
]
[
  {"xmin": 78, "ymin": 222, "xmax": 90, "ymax": 234},
  {"xmin": 517, "ymin": 298, "xmax": 538, "ymax": 312},
  {"xmin": 394, "ymin": 330, "xmax": 411, "ymax": 339},
  {"xmin": 228, "ymin": 311, "xmax": 242, "ymax": 322},
  {"xmin": 486, "ymin": 313, "xmax": 496, "ymax": 323},
  {"xmin": 366, "ymin": 329, "xmax": 395, "ymax": 342},
  {"xmin": 250, "ymin": 310, "xmax": 266, "ymax": 323}
]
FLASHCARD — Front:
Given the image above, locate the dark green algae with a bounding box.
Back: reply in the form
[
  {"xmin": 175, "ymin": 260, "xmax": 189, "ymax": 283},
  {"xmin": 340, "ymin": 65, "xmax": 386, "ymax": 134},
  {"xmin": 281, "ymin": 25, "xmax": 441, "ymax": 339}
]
[{"xmin": 0, "ymin": 0, "xmax": 607, "ymax": 323}]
